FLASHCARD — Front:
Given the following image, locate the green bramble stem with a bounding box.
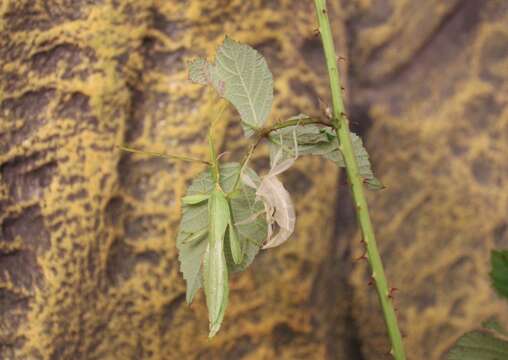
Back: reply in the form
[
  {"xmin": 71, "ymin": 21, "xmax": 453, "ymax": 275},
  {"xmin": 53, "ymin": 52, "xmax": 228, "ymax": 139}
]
[{"xmin": 313, "ymin": 1, "xmax": 406, "ymax": 359}]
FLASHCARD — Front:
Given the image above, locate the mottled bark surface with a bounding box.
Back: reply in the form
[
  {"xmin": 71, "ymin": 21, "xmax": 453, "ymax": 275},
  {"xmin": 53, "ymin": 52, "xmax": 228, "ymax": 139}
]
[
  {"xmin": 0, "ymin": 1, "xmax": 507, "ymax": 360},
  {"xmin": 345, "ymin": 1, "xmax": 508, "ymax": 359}
]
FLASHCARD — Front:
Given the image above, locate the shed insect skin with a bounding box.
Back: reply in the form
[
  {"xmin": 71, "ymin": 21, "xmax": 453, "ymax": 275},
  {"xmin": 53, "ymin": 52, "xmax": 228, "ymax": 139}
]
[{"xmin": 240, "ymin": 130, "xmax": 298, "ymax": 249}]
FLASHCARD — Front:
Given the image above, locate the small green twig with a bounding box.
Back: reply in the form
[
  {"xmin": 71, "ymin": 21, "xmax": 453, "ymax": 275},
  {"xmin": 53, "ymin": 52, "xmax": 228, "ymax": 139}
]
[
  {"xmin": 229, "ymin": 135, "xmax": 263, "ymax": 194},
  {"xmin": 267, "ymin": 116, "xmax": 331, "ymax": 132},
  {"xmin": 208, "ymin": 133, "xmax": 220, "ymax": 184},
  {"xmin": 117, "ymin": 145, "xmax": 210, "ymax": 165},
  {"xmin": 313, "ymin": 1, "xmax": 406, "ymax": 359},
  {"xmin": 209, "ymin": 101, "xmax": 228, "ymax": 184}
]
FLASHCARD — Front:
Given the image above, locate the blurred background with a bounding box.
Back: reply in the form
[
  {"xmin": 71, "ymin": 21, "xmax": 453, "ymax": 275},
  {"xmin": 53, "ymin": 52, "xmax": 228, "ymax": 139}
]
[{"xmin": 1, "ymin": 1, "xmax": 507, "ymax": 359}]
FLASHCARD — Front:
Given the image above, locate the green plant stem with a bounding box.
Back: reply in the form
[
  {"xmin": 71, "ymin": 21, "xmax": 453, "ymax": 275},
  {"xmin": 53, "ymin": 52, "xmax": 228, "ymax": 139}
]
[
  {"xmin": 229, "ymin": 135, "xmax": 263, "ymax": 195},
  {"xmin": 118, "ymin": 145, "xmax": 210, "ymax": 165},
  {"xmin": 208, "ymin": 132, "xmax": 220, "ymax": 184},
  {"xmin": 209, "ymin": 101, "xmax": 228, "ymax": 184},
  {"xmin": 313, "ymin": 1, "xmax": 406, "ymax": 359}
]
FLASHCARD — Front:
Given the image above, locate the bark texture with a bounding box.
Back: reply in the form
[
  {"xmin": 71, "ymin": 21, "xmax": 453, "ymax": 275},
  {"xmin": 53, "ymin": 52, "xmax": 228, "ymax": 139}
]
[
  {"xmin": 0, "ymin": 1, "xmax": 507, "ymax": 360},
  {"xmin": 344, "ymin": 1, "xmax": 508, "ymax": 359}
]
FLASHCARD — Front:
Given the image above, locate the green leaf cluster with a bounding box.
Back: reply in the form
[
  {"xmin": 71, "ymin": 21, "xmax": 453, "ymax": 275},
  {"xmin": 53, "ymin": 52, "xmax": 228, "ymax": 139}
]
[
  {"xmin": 269, "ymin": 116, "xmax": 383, "ymax": 190},
  {"xmin": 182, "ymin": 37, "xmax": 383, "ymax": 337},
  {"xmin": 177, "ymin": 164, "xmax": 266, "ymax": 336},
  {"xmin": 447, "ymin": 250, "xmax": 508, "ymax": 359}
]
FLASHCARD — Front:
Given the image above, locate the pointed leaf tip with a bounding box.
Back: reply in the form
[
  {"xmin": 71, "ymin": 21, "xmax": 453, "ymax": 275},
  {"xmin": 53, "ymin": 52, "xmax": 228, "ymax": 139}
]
[{"xmin": 365, "ymin": 177, "xmax": 385, "ymax": 191}]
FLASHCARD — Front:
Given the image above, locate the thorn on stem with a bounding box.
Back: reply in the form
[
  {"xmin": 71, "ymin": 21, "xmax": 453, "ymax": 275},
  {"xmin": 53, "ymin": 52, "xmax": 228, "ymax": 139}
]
[
  {"xmin": 353, "ymin": 250, "xmax": 368, "ymax": 262},
  {"xmin": 388, "ymin": 287, "xmax": 399, "ymax": 299},
  {"xmin": 337, "ymin": 55, "xmax": 346, "ymax": 63},
  {"xmin": 367, "ymin": 277, "xmax": 374, "ymax": 286},
  {"xmin": 313, "ymin": 28, "xmax": 320, "ymax": 37},
  {"xmin": 318, "ymin": 97, "xmax": 333, "ymax": 120}
]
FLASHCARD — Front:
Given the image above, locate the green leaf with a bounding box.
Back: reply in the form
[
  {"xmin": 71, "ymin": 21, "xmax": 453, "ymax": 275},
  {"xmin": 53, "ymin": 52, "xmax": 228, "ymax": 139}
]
[
  {"xmin": 225, "ymin": 168, "xmax": 266, "ymax": 272},
  {"xmin": 203, "ymin": 188, "xmax": 229, "ymax": 337},
  {"xmin": 491, "ymin": 250, "xmax": 508, "ymax": 300},
  {"xmin": 483, "ymin": 319, "xmax": 508, "ymax": 336},
  {"xmin": 188, "ymin": 37, "xmax": 274, "ymax": 137},
  {"xmin": 268, "ymin": 120, "xmax": 335, "ymax": 160},
  {"xmin": 447, "ymin": 329, "xmax": 508, "ymax": 360},
  {"xmin": 269, "ymin": 121, "xmax": 383, "ymax": 190},
  {"xmin": 176, "ymin": 163, "xmax": 266, "ymax": 304},
  {"xmin": 446, "ymin": 250, "xmax": 508, "ymax": 359},
  {"xmin": 177, "ymin": 203, "xmax": 208, "ymax": 304}
]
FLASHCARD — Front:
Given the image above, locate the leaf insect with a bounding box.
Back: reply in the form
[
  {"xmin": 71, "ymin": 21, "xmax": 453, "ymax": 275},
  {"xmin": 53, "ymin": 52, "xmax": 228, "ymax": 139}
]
[
  {"xmin": 182, "ymin": 183, "xmax": 245, "ymax": 337},
  {"xmin": 203, "ymin": 187, "xmax": 230, "ymax": 337}
]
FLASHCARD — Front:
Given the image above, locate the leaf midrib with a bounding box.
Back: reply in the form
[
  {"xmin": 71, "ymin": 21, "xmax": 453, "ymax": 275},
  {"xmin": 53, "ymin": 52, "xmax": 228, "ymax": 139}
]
[{"xmin": 221, "ymin": 47, "xmax": 258, "ymax": 128}]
